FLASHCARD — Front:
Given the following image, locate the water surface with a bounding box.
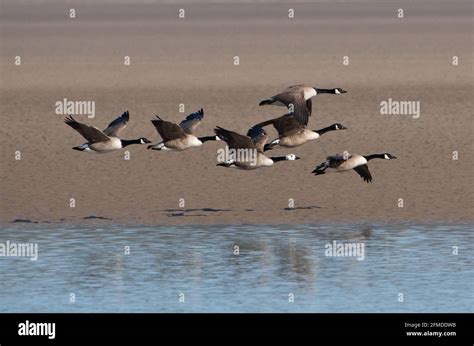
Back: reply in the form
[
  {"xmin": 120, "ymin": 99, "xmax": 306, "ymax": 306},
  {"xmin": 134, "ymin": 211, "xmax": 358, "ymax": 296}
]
[{"xmin": 0, "ymin": 224, "xmax": 472, "ymax": 312}]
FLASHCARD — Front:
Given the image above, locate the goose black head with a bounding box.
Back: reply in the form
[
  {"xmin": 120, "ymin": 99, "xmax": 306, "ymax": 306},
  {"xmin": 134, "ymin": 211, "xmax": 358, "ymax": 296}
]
[
  {"xmin": 333, "ymin": 88, "xmax": 347, "ymax": 94},
  {"xmin": 286, "ymin": 154, "xmax": 301, "ymax": 161},
  {"xmin": 332, "ymin": 123, "xmax": 348, "ymax": 130},
  {"xmin": 139, "ymin": 137, "xmax": 152, "ymax": 144},
  {"xmin": 383, "ymin": 153, "xmax": 397, "ymax": 160},
  {"xmin": 314, "ymin": 87, "xmax": 347, "ymax": 95}
]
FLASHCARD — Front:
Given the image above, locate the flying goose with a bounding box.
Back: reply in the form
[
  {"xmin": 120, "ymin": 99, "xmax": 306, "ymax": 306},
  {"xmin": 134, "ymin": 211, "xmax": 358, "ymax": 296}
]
[
  {"xmin": 312, "ymin": 151, "xmax": 397, "ymax": 183},
  {"xmin": 214, "ymin": 126, "xmax": 300, "ymax": 170},
  {"xmin": 254, "ymin": 114, "xmax": 347, "ymax": 150},
  {"xmin": 147, "ymin": 108, "xmax": 219, "ymax": 151},
  {"xmin": 259, "ymin": 85, "xmax": 347, "ymax": 126},
  {"xmin": 64, "ymin": 111, "xmax": 151, "ymax": 153}
]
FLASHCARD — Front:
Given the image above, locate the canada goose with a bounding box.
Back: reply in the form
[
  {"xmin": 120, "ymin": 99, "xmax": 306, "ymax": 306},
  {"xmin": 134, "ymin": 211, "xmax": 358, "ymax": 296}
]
[
  {"xmin": 147, "ymin": 108, "xmax": 219, "ymax": 151},
  {"xmin": 259, "ymin": 85, "xmax": 347, "ymax": 126},
  {"xmin": 254, "ymin": 114, "xmax": 347, "ymax": 150},
  {"xmin": 214, "ymin": 126, "xmax": 300, "ymax": 170},
  {"xmin": 64, "ymin": 111, "xmax": 151, "ymax": 153},
  {"xmin": 312, "ymin": 151, "xmax": 397, "ymax": 183}
]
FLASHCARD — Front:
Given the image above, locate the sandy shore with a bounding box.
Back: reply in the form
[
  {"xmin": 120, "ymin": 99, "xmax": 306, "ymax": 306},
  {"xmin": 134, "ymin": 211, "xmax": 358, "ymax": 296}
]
[{"xmin": 1, "ymin": 0, "xmax": 472, "ymax": 225}]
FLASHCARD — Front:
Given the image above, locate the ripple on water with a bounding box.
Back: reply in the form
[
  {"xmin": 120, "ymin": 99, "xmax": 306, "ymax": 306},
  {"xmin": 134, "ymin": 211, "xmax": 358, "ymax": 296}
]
[{"xmin": 0, "ymin": 223, "xmax": 472, "ymax": 312}]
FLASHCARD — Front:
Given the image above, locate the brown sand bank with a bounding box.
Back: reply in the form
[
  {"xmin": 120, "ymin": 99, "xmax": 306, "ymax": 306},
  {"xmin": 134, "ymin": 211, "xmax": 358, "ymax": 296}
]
[{"xmin": 1, "ymin": 0, "xmax": 472, "ymax": 225}]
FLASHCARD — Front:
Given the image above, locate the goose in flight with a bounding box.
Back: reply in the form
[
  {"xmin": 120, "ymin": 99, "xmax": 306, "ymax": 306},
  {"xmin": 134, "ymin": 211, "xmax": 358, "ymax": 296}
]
[
  {"xmin": 259, "ymin": 85, "xmax": 347, "ymax": 126},
  {"xmin": 64, "ymin": 111, "xmax": 151, "ymax": 153},
  {"xmin": 254, "ymin": 113, "xmax": 347, "ymax": 150},
  {"xmin": 215, "ymin": 126, "xmax": 300, "ymax": 170},
  {"xmin": 148, "ymin": 108, "xmax": 219, "ymax": 151},
  {"xmin": 312, "ymin": 151, "xmax": 397, "ymax": 183}
]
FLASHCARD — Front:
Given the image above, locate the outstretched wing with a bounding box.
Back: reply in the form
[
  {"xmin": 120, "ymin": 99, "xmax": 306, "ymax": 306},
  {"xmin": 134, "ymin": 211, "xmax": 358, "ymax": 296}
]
[
  {"xmin": 254, "ymin": 114, "xmax": 301, "ymax": 136},
  {"xmin": 103, "ymin": 111, "xmax": 129, "ymax": 137},
  {"xmin": 214, "ymin": 126, "xmax": 255, "ymax": 150},
  {"xmin": 289, "ymin": 92, "xmax": 311, "ymax": 127},
  {"xmin": 353, "ymin": 164, "xmax": 373, "ymax": 183},
  {"xmin": 151, "ymin": 116, "xmax": 186, "ymax": 141},
  {"xmin": 313, "ymin": 161, "xmax": 327, "ymax": 173},
  {"xmin": 65, "ymin": 116, "xmax": 110, "ymax": 143},
  {"xmin": 271, "ymin": 87, "xmax": 311, "ymax": 126},
  {"xmin": 179, "ymin": 108, "xmax": 204, "ymax": 134}
]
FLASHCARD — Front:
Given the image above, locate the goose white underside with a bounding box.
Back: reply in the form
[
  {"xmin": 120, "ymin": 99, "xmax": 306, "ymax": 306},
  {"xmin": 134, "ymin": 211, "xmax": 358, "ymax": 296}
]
[
  {"xmin": 275, "ymin": 130, "xmax": 319, "ymax": 148},
  {"xmin": 86, "ymin": 137, "xmax": 123, "ymax": 153},
  {"xmin": 219, "ymin": 159, "xmax": 255, "ymax": 170},
  {"xmin": 150, "ymin": 142, "xmax": 170, "ymax": 150},
  {"xmin": 326, "ymin": 155, "xmax": 368, "ymax": 172},
  {"xmin": 76, "ymin": 143, "xmax": 118, "ymax": 154},
  {"xmin": 151, "ymin": 136, "xmax": 203, "ymax": 151}
]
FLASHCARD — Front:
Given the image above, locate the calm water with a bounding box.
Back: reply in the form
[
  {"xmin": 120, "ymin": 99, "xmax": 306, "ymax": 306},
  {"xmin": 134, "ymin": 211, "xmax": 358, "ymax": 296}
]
[{"xmin": 0, "ymin": 224, "xmax": 472, "ymax": 312}]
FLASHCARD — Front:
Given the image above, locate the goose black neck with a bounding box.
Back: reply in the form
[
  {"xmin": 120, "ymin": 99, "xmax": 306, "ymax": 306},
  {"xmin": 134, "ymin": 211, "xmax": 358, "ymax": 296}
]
[
  {"xmin": 364, "ymin": 154, "xmax": 385, "ymax": 161},
  {"xmin": 315, "ymin": 88, "xmax": 336, "ymax": 94},
  {"xmin": 314, "ymin": 125, "xmax": 336, "ymax": 135},
  {"xmin": 121, "ymin": 139, "xmax": 141, "ymax": 147},
  {"xmin": 263, "ymin": 143, "xmax": 274, "ymax": 151},
  {"xmin": 198, "ymin": 136, "xmax": 218, "ymax": 143},
  {"xmin": 270, "ymin": 156, "xmax": 287, "ymax": 162}
]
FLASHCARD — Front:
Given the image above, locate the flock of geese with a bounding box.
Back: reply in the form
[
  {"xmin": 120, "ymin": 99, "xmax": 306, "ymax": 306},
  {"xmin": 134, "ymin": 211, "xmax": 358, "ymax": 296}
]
[{"xmin": 65, "ymin": 84, "xmax": 396, "ymax": 183}]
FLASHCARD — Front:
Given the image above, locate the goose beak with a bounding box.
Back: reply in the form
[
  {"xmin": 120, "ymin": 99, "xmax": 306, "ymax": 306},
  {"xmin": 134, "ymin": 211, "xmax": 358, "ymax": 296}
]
[
  {"xmin": 340, "ymin": 125, "xmax": 348, "ymax": 130},
  {"xmin": 295, "ymin": 156, "xmax": 301, "ymax": 160},
  {"xmin": 392, "ymin": 155, "xmax": 397, "ymax": 159},
  {"xmin": 340, "ymin": 89, "xmax": 347, "ymax": 94},
  {"xmin": 147, "ymin": 145, "xmax": 154, "ymax": 149}
]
